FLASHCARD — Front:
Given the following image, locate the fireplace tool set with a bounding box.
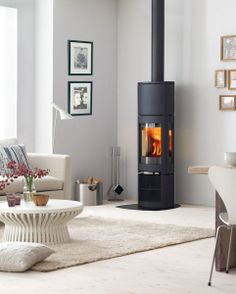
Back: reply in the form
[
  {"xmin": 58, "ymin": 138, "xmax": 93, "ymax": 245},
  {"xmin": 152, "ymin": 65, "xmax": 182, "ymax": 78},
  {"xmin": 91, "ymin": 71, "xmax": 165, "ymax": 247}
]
[{"xmin": 107, "ymin": 146, "xmax": 124, "ymax": 201}]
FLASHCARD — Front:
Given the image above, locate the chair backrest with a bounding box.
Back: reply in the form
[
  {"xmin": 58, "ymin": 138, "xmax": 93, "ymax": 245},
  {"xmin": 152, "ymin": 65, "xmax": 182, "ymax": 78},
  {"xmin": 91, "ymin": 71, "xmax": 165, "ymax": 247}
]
[{"xmin": 208, "ymin": 166, "xmax": 236, "ymax": 225}]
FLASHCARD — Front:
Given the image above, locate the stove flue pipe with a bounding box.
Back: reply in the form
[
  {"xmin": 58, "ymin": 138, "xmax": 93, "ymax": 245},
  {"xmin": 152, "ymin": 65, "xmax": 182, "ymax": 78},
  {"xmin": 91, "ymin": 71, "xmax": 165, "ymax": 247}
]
[{"xmin": 151, "ymin": 0, "xmax": 164, "ymax": 82}]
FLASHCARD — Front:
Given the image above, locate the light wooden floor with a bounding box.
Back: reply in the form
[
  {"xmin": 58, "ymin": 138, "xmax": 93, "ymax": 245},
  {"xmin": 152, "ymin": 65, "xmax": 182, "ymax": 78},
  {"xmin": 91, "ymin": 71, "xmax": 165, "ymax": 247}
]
[{"xmin": 0, "ymin": 201, "xmax": 235, "ymax": 294}]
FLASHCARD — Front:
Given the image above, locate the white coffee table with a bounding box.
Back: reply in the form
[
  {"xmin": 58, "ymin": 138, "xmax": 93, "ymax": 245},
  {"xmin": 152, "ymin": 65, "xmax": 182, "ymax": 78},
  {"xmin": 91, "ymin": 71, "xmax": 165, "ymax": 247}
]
[{"xmin": 0, "ymin": 199, "xmax": 83, "ymax": 244}]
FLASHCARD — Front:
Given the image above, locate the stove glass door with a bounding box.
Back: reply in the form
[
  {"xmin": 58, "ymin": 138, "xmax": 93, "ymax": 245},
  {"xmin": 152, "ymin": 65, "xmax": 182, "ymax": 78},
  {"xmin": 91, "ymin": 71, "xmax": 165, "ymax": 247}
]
[{"xmin": 141, "ymin": 123, "xmax": 162, "ymax": 164}]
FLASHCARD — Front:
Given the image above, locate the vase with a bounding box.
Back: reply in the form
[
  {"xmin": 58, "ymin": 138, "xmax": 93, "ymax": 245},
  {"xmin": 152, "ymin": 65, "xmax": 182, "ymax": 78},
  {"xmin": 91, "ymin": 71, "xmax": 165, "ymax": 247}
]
[{"xmin": 23, "ymin": 177, "xmax": 36, "ymax": 202}]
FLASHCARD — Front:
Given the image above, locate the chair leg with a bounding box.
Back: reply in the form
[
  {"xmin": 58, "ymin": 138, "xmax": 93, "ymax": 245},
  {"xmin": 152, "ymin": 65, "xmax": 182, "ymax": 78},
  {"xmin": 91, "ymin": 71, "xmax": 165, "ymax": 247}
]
[
  {"xmin": 208, "ymin": 225, "xmax": 226, "ymax": 286},
  {"xmin": 226, "ymin": 227, "xmax": 233, "ymax": 273}
]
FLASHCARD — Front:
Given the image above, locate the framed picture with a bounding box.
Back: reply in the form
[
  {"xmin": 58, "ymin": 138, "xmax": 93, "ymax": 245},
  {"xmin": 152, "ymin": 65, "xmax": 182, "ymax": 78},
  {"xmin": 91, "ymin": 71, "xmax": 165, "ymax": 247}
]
[
  {"xmin": 228, "ymin": 69, "xmax": 236, "ymax": 90},
  {"xmin": 68, "ymin": 40, "xmax": 93, "ymax": 75},
  {"xmin": 221, "ymin": 35, "xmax": 236, "ymax": 61},
  {"xmin": 215, "ymin": 70, "xmax": 227, "ymax": 88},
  {"xmin": 219, "ymin": 95, "xmax": 236, "ymax": 111},
  {"xmin": 68, "ymin": 81, "xmax": 92, "ymax": 116}
]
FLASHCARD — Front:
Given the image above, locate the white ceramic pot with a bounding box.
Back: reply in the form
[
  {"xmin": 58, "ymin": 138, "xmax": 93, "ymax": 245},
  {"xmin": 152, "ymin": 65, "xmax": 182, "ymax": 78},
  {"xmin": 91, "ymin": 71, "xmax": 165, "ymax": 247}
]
[{"xmin": 224, "ymin": 152, "xmax": 236, "ymax": 166}]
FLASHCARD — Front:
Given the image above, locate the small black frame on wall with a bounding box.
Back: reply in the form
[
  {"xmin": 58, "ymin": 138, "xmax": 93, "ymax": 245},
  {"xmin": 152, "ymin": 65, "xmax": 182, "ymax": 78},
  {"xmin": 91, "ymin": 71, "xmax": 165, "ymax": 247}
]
[
  {"xmin": 68, "ymin": 40, "xmax": 93, "ymax": 75},
  {"xmin": 68, "ymin": 81, "xmax": 93, "ymax": 116}
]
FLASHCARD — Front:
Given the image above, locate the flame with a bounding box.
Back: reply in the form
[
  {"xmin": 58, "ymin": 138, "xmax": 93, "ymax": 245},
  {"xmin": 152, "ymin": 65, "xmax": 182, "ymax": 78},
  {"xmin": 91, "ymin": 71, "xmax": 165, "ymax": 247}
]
[
  {"xmin": 141, "ymin": 126, "xmax": 173, "ymax": 158},
  {"xmin": 144, "ymin": 127, "xmax": 161, "ymax": 157}
]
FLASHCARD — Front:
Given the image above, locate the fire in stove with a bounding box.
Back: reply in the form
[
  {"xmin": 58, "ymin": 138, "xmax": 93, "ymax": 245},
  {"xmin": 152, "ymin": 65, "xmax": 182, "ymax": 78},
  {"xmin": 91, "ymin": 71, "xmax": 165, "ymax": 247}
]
[
  {"xmin": 141, "ymin": 124, "xmax": 173, "ymax": 158},
  {"xmin": 168, "ymin": 129, "xmax": 173, "ymax": 156},
  {"xmin": 142, "ymin": 124, "xmax": 162, "ymax": 157}
]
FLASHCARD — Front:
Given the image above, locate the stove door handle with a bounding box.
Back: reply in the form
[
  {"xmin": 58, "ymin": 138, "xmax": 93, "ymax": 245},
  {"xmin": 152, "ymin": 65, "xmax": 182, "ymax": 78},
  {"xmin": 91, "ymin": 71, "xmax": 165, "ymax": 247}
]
[{"xmin": 138, "ymin": 171, "xmax": 160, "ymax": 175}]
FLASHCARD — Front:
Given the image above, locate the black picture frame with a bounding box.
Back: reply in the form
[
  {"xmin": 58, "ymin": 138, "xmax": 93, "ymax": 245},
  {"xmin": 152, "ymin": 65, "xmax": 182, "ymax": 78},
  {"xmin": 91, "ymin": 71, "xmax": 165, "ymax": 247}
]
[
  {"xmin": 68, "ymin": 81, "xmax": 93, "ymax": 116},
  {"xmin": 68, "ymin": 40, "xmax": 93, "ymax": 75}
]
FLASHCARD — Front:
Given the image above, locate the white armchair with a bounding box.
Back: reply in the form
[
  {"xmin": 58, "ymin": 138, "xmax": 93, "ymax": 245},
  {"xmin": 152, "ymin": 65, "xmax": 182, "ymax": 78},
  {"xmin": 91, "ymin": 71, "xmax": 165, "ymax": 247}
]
[{"xmin": 0, "ymin": 139, "xmax": 71, "ymax": 200}]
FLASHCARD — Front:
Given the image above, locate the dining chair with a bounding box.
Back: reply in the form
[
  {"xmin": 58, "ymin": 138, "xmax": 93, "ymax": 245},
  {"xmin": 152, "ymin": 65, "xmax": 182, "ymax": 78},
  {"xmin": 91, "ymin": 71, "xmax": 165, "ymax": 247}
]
[{"xmin": 208, "ymin": 166, "xmax": 236, "ymax": 286}]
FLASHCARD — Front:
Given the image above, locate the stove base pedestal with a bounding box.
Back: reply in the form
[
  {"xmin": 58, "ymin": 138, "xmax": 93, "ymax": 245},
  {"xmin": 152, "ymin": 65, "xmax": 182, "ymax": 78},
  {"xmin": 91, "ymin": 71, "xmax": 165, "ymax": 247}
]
[
  {"xmin": 138, "ymin": 173, "xmax": 174, "ymax": 210},
  {"xmin": 117, "ymin": 203, "xmax": 180, "ymax": 211}
]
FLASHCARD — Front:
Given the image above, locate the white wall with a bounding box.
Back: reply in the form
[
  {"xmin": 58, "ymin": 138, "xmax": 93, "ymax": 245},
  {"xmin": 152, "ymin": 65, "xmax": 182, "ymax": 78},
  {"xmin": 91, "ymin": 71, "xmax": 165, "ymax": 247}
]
[
  {"xmin": 174, "ymin": 0, "xmax": 236, "ymax": 206},
  {"xmin": 4, "ymin": 0, "xmax": 236, "ymax": 205},
  {"xmin": 117, "ymin": 0, "xmax": 236, "ymax": 206},
  {"xmin": 53, "ymin": 0, "xmax": 117, "ymax": 197},
  {"xmin": 0, "ymin": 0, "xmax": 35, "ymax": 151},
  {"xmin": 0, "ymin": 7, "xmax": 17, "ymax": 139},
  {"xmin": 117, "ymin": 0, "xmax": 151, "ymax": 199},
  {"xmin": 34, "ymin": 0, "xmax": 53, "ymax": 153}
]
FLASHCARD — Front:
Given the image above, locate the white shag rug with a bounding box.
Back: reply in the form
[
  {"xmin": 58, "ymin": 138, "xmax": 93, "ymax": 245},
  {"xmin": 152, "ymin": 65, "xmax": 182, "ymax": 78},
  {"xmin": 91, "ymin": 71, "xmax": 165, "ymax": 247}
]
[{"xmin": 1, "ymin": 216, "xmax": 214, "ymax": 272}]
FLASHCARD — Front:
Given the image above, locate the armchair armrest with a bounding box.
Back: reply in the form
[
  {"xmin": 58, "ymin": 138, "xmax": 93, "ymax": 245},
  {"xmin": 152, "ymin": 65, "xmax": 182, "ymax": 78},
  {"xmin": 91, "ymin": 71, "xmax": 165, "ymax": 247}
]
[{"xmin": 27, "ymin": 153, "xmax": 71, "ymax": 199}]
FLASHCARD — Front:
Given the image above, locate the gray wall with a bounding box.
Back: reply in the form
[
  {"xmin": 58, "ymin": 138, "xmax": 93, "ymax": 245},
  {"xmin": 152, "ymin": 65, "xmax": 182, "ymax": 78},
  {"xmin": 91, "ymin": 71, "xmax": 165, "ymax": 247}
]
[
  {"xmin": 0, "ymin": 0, "xmax": 35, "ymax": 151},
  {"xmin": 53, "ymin": 0, "xmax": 118, "ymax": 197}
]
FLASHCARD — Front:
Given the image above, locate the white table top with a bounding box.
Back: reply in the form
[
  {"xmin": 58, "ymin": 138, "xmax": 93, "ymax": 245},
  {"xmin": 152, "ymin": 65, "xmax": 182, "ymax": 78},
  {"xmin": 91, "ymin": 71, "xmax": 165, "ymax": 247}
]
[{"xmin": 0, "ymin": 199, "xmax": 83, "ymax": 214}]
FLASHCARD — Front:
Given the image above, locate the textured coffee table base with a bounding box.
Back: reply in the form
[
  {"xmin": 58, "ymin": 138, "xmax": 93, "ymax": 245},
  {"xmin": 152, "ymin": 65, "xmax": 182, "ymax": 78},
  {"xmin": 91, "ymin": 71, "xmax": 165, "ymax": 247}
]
[{"xmin": 0, "ymin": 210, "xmax": 79, "ymax": 244}]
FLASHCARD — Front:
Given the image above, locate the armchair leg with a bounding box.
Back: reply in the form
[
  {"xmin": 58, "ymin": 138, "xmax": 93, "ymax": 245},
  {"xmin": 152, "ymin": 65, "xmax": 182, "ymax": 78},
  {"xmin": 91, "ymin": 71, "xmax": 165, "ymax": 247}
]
[
  {"xmin": 226, "ymin": 227, "xmax": 233, "ymax": 273},
  {"xmin": 208, "ymin": 225, "xmax": 226, "ymax": 286}
]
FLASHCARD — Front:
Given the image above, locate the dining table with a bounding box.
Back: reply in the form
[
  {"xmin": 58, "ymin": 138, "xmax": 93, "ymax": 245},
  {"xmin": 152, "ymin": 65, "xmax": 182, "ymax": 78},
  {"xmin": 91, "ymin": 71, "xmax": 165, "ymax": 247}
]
[{"xmin": 188, "ymin": 165, "xmax": 236, "ymax": 272}]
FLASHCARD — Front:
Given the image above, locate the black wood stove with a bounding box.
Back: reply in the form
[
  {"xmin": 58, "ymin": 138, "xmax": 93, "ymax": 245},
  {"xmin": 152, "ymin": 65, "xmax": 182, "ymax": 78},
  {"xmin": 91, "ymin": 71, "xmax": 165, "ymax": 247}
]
[{"xmin": 138, "ymin": 0, "xmax": 175, "ymax": 210}]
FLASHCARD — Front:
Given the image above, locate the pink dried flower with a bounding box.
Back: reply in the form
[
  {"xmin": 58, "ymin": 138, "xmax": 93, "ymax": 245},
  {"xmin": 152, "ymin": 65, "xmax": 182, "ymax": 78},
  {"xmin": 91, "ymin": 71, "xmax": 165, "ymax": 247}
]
[{"xmin": 0, "ymin": 161, "xmax": 49, "ymax": 191}]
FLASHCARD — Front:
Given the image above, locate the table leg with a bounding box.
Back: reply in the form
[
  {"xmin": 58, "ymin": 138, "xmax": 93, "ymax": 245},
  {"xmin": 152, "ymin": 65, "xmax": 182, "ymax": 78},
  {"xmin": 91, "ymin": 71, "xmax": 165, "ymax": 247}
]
[
  {"xmin": 0, "ymin": 211, "xmax": 78, "ymax": 245},
  {"xmin": 215, "ymin": 191, "xmax": 236, "ymax": 271}
]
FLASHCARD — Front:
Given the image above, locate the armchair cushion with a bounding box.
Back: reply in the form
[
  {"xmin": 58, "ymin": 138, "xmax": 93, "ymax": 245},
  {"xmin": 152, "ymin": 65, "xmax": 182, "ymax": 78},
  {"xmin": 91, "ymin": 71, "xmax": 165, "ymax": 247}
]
[
  {"xmin": 0, "ymin": 175, "xmax": 63, "ymax": 195},
  {"xmin": 0, "ymin": 144, "xmax": 30, "ymax": 175},
  {"xmin": 34, "ymin": 176, "xmax": 63, "ymax": 192}
]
